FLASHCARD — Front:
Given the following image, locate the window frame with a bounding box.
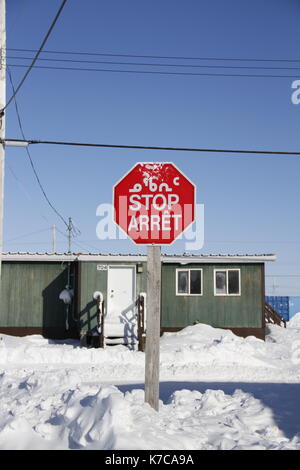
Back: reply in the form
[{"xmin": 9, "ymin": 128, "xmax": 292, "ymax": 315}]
[
  {"xmin": 213, "ymin": 268, "xmax": 241, "ymax": 296},
  {"xmin": 176, "ymin": 268, "xmax": 203, "ymax": 296}
]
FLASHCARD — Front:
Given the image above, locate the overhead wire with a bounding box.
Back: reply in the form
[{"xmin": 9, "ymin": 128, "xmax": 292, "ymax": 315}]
[
  {"xmin": 4, "ymin": 62, "xmax": 300, "ymax": 79},
  {"xmin": 5, "ymin": 227, "xmax": 51, "ymax": 243},
  {"xmin": 5, "ymin": 158, "xmax": 54, "ymax": 226},
  {"xmin": 3, "ymin": 137, "xmax": 300, "ymax": 156},
  {"xmin": 7, "ymin": 47, "xmax": 300, "ymax": 63},
  {"xmin": 6, "ymin": 55, "xmax": 300, "ymax": 71},
  {"xmin": 7, "ymin": 67, "xmax": 69, "ymax": 229},
  {"xmin": 56, "ymin": 227, "xmax": 100, "ymax": 253},
  {"xmin": 1, "ymin": 0, "xmax": 68, "ymax": 114},
  {"xmin": 4, "ymin": 26, "xmax": 299, "ymax": 277},
  {"xmin": 266, "ymin": 275, "xmax": 300, "ymax": 278}
]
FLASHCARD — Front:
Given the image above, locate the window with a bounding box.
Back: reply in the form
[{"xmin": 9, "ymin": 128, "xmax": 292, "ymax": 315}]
[
  {"xmin": 214, "ymin": 269, "xmax": 241, "ymax": 296},
  {"xmin": 176, "ymin": 269, "xmax": 203, "ymax": 295},
  {"xmin": 177, "ymin": 270, "xmax": 189, "ymax": 294}
]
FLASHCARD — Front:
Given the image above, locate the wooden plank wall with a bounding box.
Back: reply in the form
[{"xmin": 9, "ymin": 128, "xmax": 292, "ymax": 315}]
[
  {"xmin": 0, "ymin": 262, "xmax": 71, "ymax": 330},
  {"xmin": 161, "ymin": 263, "xmax": 263, "ymax": 329}
]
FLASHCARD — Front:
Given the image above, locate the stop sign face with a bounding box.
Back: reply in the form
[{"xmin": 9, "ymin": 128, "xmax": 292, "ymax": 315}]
[{"xmin": 113, "ymin": 162, "xmax": 196, "ymax": 245}]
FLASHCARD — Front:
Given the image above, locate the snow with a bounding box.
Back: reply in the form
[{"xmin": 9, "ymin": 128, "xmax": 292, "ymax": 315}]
[
  {"xmin": 1, "ymin": 323, "xmax": 300, "ymax": 450},
  {"xmin": 288, "ymin": 312, "xmax": 300, "ymax": 328}
]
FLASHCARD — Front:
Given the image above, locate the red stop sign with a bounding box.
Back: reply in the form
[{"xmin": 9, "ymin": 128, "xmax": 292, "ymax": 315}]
[{"xmin": 113, "ymin": 162, "xmax": 196, "ymax": 245}]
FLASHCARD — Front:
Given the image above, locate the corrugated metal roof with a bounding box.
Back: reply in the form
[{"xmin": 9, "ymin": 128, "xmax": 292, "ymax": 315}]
[{"xmin": 1, "ymin": 252, "xmax": 276, "ymax": 263}]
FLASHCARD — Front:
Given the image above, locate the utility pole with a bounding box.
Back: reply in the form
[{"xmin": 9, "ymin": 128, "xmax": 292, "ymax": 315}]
[
  {"xmin": 0, "ymin": 0, "xmax": 6, "ymax": 278},
  {"xmin": 272, "ymin": 277, "xmax": 279, "ymax": 296},
  {"xmin": 145, "ymin": 245, "xmax": 161, "ymax": 412},
  {"xmin": 67, "ymin": 217, "xmax": 72, "ymax": 254},
  {"xmin": 52, "ymin": 224, "xmax": 56, "ymax": 253}
]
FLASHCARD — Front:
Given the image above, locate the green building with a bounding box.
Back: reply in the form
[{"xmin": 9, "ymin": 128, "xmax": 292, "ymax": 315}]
[{"xmin": 0, "ymin": 252, "xmax": 276, "ymax": 344}]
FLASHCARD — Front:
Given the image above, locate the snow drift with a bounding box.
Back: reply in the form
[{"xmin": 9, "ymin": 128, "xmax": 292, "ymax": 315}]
[{"xmin": 0, "ymin": 373, "xmax": 297, "ymax": 450}]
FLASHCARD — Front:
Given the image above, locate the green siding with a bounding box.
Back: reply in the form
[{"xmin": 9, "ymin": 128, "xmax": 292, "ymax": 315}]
[
  {"xmin": 0, "ymin": 260, "xmax": 264, "ymax": 335},
  {"xmin": 0, "ymin": 262, "xmax": 74, "ymax": 329},
  {"xmin": 161, "ymin": 264, "xmax": 263, "ymax": 329}
]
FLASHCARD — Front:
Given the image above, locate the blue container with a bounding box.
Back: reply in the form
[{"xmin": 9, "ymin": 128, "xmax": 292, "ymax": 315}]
[
  {"xmin": 265, "ymin": 296, "xmax": 289, "ymax": 321},
  {"xmin": 289, "ymin": 297, "xmax": 300, "ymax": 319}
]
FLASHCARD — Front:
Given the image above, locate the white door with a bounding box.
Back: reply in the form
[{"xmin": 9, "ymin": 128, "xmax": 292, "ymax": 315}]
[{"xmin": 106, "ymin": 266, "xmax": 136, "ymax": 336}]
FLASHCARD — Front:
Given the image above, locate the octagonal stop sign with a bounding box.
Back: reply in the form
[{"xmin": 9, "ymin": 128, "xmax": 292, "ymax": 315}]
[{"xmin": 113, "ymin": 162, "xmax": 196, "ymax": 245}]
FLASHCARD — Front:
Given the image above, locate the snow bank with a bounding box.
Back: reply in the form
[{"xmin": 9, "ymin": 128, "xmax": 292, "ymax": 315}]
[
  {"xmin": 0, "ymin": 371, "xmax": 297, "ymax": 450},
  {"xmin": 1, "ymin": 323, "xmax": 300, "ymax": 382},
  {"xmin": 0, "ymin": 324, "xmax": 267, "ymax": 370},
  {"xmin": 0, "ymin": 334, "xmax": 143, "ymax": 366},
  {"xmin": 160, "ymin": 324, "xmax": 268, "ymax": 368}
]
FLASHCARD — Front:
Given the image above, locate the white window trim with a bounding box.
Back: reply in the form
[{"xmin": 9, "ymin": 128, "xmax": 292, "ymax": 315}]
[
  {"xmin": 214, "ymin": 269, "xmax": 241, "ymax": 296},
  {"xmin": 176, "ymin": 268, "xmax": 203, "ymax": 296}
]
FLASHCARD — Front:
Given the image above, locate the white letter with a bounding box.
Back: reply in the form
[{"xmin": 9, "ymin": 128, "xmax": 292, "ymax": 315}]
[
  {"xmin": 173, "ymin": 214, "xmax": 182, "ymax": 231},
  {"xmin": 129, "ymin": 183, "xmax": 142, "ymax": 193},
  {"xmin": 158, "ymin": 182, "xmax": 172, "ymax": 192},
  {"xmin": 162, "ymin": 213, "xmax": 171, "ymax": 231},
  {"xmin": 148, "ymin": 177, "xmax": 158, "ymax": 192},
  {"xmin": 184, "ymin": 203, "xmax": 205, "ymax": 250},
  {"xmin": 129, "ymin": 194, "xmax": 141, "ymax": 211},
  {"xmin": 291, "ymin": 80, "xmax": 300, "ymax": 105},
  {"xmin": 140, "ymin": 194, "xmax": 153, "ymax": 210},
  {"xmin": 153, "ymin": 194, "xmax": 167, "ymax": 210},
  {"xmin": 168, "ymin": 194, "xmax": 179, "ymax": 208},
  {"xmin": 96, "ymin": 204, "xmax": 116, "ymax": 240},
  {"xmin": 128, "ymin": 215, "xmax": 139, "ymax": 231},
  {"xmin": 151, "ymin": 214, "xmax": 160, "ymax": 230},
  {"xmin": 139, "ymin": 215, "xmax": 149, "ymax": 231}
]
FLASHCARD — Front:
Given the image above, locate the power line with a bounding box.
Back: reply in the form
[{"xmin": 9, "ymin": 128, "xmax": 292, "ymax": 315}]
[
  {"xmin": 6, "ymin": 55, "xmax": 300, "ymax": 72},
  {"xmin": 266, "ymin": 275, "xmax": 300, "ymax": 278},
  {"xmin": 5, "ymin": 241, "xmax": 57, "ymax": 246},
  {"xmin": 1, "ymin": 0, "xmax": 68, "ymax": 114},
  {"xmin": 3, "ymin": 138, "xmax": 300, "ymax": 156},
  {"xmin": 5, "ymin": 62, "xmax": 300, "ymax": 79},
  {"xmin": 207, "ymin": 240, "xmax": 300, "ymax": 244},
  {"xmin": 7, "ymin": 68, "xmax": 69, "ymax": 228},
  {"xmin": 7, "ymin": 47, "xmax": 300, "ymax": 63},
  {"xmin": 56, "ymin": 227, "xmax": 100, "ymax": 253},
  {"xmin": 69, "ymin": 239, "xmax": 100, "ymax": 253},
  {"xmin": 4, "ymin": 227, "xmax": 50, "ymax": 243},
  {"xmin": 5, "ymin": 157, "xmax": 52, "ymax": 225}
]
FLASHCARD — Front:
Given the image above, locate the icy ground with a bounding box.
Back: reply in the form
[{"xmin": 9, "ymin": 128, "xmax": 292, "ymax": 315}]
[{"xmin": 1, "ymin": 316, "xmax": 300, "ymax": 450}]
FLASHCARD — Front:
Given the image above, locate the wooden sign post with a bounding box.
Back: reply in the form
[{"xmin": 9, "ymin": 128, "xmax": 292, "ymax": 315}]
[
  {"xmin": 145, "ymin": 245, "xmax": 161, "ymax": 411},
  {"xmin": 113, "ymin": 162, "xmax": 196, "ymax": 412}
]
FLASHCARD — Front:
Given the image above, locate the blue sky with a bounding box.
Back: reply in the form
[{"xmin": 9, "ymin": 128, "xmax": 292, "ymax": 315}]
[{"xmin": 3, "ymin": 0, "xmax": 300, "ymax": 295}]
